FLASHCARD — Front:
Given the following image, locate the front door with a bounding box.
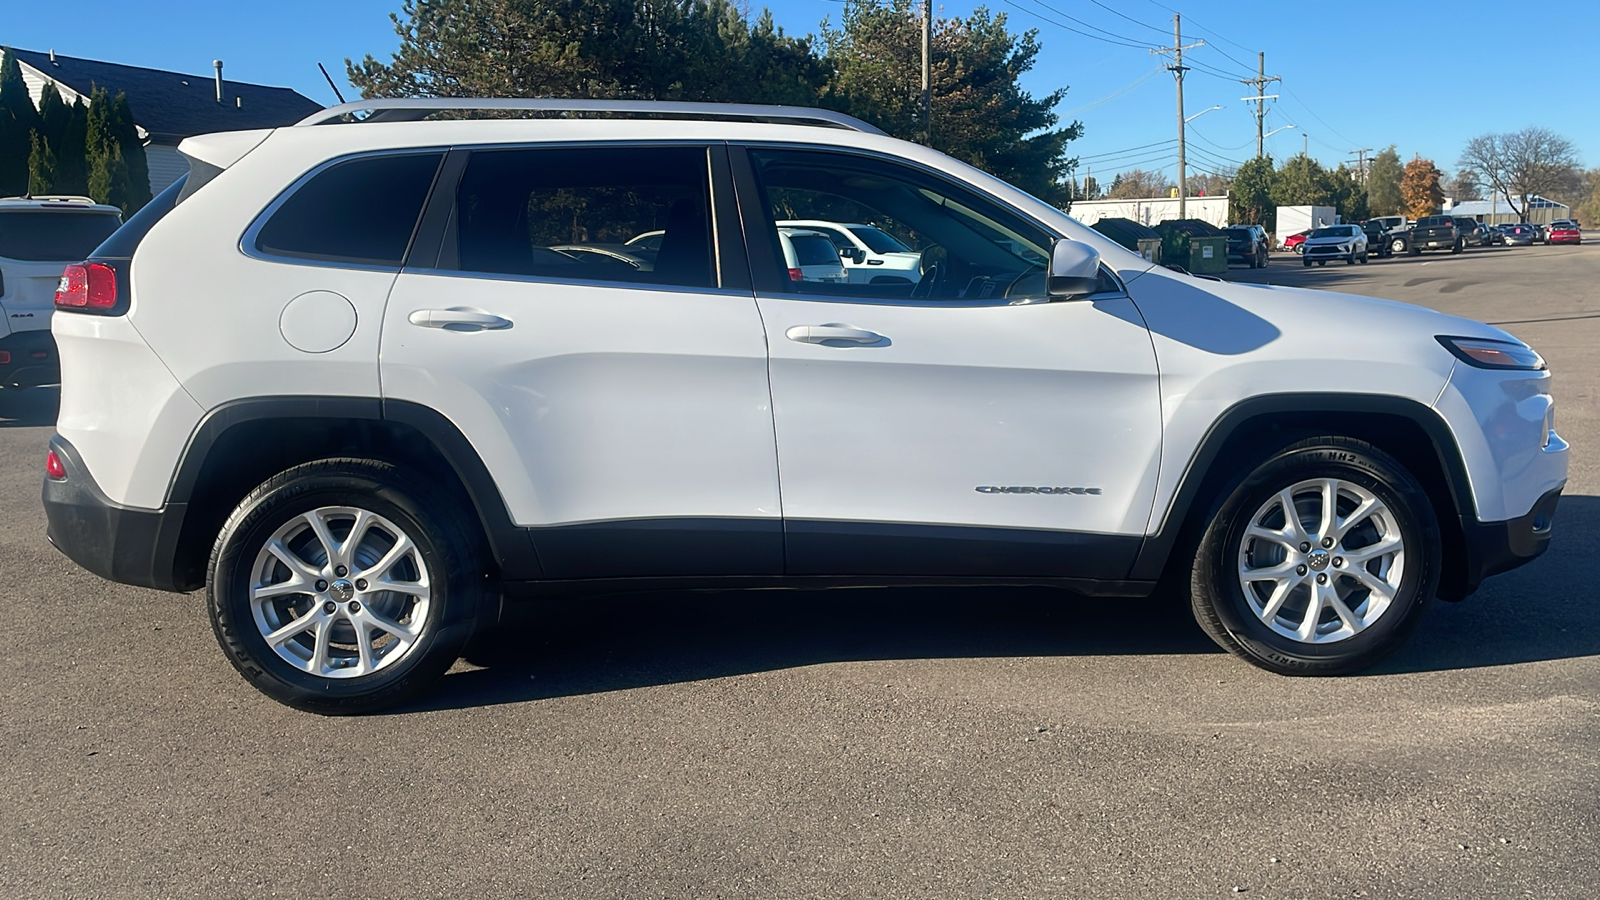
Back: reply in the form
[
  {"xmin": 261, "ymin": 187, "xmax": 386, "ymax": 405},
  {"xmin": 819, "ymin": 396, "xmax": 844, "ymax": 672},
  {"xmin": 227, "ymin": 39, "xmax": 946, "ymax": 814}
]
[
  {"xmin": 735, "ymin": 146, "xmax": 1163, "ymax": 579},
  {"xmin": 382, "ymin": 144, "xmax": 782, "ymax": 578}
]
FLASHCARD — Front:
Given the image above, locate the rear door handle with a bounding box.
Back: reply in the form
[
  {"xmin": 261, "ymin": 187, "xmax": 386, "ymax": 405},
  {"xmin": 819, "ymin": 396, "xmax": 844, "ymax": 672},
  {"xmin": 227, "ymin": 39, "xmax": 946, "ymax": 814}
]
[
  {"xmin": 784, "ymin": 324, "xmax": 885, "ymax": 345},
  {"xmin": 407, "ymin": 308, "xmax": 512, "ymax": 330}
]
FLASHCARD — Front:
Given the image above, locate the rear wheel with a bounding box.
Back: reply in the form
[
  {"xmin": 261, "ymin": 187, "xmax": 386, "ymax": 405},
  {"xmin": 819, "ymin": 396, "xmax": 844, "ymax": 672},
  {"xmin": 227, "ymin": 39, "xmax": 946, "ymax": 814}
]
[
  {"xmin": 1189, "ymin": 437, "xmax": 1440, "ymax": 675},
  {"xmin": 208, "ymin": 458, "xmax": 483, "ymax": 714},
  {"xmin": 1391, "ymin": 237, "xmax": 1406, "ymax": 254}
]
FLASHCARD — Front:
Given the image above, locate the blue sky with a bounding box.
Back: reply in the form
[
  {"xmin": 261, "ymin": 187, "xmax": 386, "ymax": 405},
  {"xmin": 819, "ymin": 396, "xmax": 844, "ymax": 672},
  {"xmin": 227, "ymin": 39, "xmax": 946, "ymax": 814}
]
[{"xmin": 5, "ymin": 1, "xmax": 1593, "ymax": 182}]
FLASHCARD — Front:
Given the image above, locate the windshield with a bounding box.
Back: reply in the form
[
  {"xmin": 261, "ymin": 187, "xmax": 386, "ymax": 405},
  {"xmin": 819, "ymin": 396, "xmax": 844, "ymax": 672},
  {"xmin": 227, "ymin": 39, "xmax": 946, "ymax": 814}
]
[
  {"xmin": 0, "ymin": 210, "xmax": 122, "ymax": 261},
  {"xmin": 1226, "ymin": 227, "xmax": 1252, "ymax": 238},
  {"xmin": 1309, "ymin": 227, "xmax": 1352, "ymax": 239},
  {"xmin": 846, "ymin": 224, "xmax": 911, "ymax": 254}
]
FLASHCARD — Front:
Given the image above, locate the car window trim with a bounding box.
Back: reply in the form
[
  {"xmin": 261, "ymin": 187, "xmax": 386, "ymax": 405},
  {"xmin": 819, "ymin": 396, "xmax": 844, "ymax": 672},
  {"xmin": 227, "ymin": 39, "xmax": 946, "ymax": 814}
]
[
  {"xmin": 727, "ymin": 142, "xmax": 1075, "ymax": 305},
  {"xmin": 401, "ymin": 140, "xmax": 735, "ymax": 292},
  {"xmin": 240, "ymin": 146, "xmax": 450, "ymax": 272}
]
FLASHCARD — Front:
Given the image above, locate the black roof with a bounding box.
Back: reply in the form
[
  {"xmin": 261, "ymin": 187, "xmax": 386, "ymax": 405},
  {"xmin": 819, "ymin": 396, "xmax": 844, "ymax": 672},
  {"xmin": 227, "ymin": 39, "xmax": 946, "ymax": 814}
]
[{"xmin": 10, "ymin": 48, "xmax": 322, "ymax": 142}]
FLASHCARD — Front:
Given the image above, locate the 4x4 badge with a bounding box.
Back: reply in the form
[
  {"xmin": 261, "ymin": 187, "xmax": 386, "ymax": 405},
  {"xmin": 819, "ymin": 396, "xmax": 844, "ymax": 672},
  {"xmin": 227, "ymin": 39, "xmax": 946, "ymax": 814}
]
[{"xmin": 976, "ymin": 486, "xmax": 1102, "ymax": 495}]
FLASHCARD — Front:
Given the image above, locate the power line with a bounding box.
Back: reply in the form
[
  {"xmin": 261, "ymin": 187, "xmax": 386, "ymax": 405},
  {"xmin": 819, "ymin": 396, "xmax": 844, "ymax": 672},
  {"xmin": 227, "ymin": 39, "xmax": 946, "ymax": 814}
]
[
  {"xmin": 1282, "ymin": 85, "xmax": 1359, "ymax": 147},
  {"xmin": 1019, "ymin": 0, "xmax": 1153, "ymax": 46},
  {"xmin": 999, "ymin": 0, "xmax": 1147, "ymax": 50},
  {"xmin": 1077, "ymin": 137, "xmax": 1178, "ymax": 160},
  {"xmin": 1059, "ymin": 65, "xmax": 1166, "ymax": 117},
  {"xmin": 1083, "ymin": 0, "xmax": 1170, "ymax": 36}
]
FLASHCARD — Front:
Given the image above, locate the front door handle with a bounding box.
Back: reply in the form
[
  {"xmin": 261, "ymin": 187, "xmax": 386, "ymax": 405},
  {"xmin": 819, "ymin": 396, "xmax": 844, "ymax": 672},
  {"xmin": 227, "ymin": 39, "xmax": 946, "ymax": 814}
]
[
  {"xmin": 408, "ymin": 308, "xmax": 512, "ymax": 331},
  {"xmin": 784, "ymin": 324, "xmax": 885, "ymax": 345}
]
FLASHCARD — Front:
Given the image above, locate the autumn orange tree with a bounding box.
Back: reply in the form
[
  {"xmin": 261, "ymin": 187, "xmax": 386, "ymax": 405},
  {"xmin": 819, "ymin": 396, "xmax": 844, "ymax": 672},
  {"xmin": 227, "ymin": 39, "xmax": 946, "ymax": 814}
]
[{"xmin": 1401, "ymin": 156, "xmax": 1443, "ymax": 219}]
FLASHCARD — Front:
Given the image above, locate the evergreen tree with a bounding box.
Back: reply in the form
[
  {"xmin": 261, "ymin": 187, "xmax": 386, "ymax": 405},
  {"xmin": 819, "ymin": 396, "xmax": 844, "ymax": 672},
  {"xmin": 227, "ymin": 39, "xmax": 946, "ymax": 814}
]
[
  {"xmin": 55, "ymin": 97, "xmax": 89, "ymax": 195},
  {"xmin": 1326, "ymin": 164, "xmax": 1368, "ymax": 222},
  {"xmin": 88, "ymin": 140, "xmax": 130, "ymax": 212},
  {"xmin": 0, "ymin": 48, "xmax": 44, "ymax": 196},
  {"xmin": 28, "ymin": 131, "xmax": 57, "ymax": 194},
  {"xmin": 1366, "ymin": 145, "xmax": 1403, "ymax": 217},
  {"xmin": 37, "ymin": 83, "xmax": 70, "ymax": 150},
  {"xmin": 107, "ymin": 92, "xmax": 151, "ymax": 211},
  {"xmin": 820, "ymin": 0, "xmax": 1078, "ymax": 203},
  {"xmin": 1270, "ymin": 154, "xmax": 1330, "ymax": 208},
  {"xmin": 84, "ymin": 88, "xmax": 133, "ymax": 211},
  {"xmin": 1229, "ymin": 155, "xmax": 1277, "ymax": 230}
]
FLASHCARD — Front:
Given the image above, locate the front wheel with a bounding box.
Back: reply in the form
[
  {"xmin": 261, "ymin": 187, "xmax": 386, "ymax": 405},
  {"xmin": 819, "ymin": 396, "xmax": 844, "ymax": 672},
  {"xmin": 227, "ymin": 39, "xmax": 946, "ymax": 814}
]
[
  {"xmin": 1189, "ymin": 437, "xmax": 1440, "ymax": 675},
  {"xmin": 208, "ymin": 458, "xmax": 484, "ymax": 714},
  {"xmin": 1303, "ymin": 258, "xmax": 1312, "ymax": 267},
  {"xmin": 1391, "ymin": 238, "xmax": 1406, "ymax": 254}
]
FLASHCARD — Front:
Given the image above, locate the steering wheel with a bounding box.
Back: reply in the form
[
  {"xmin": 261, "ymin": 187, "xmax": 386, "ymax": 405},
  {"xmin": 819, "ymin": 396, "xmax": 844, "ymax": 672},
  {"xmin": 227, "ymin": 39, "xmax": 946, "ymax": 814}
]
[{"xmin": 910, "ymin": 261, "xmax": 943, "ymax": 299}]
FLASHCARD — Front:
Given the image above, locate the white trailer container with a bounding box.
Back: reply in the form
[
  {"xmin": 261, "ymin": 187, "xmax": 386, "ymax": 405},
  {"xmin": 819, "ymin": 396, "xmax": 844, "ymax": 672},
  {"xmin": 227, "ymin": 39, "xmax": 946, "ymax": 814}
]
[{"xmin": 1275, "ymin": 205, "xmax": 1337, "ymax": 247}]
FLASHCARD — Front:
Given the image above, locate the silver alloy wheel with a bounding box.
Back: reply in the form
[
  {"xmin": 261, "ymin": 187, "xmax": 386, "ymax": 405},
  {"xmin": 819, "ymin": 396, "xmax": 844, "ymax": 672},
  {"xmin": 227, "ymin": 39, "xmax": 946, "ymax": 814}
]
[
  {"xmin": 1236, "ymin": 479, "xmax": 1405, "ymax": 644},
  {"xmin": 249, "ymin": 506, "xmax": 431, "ymax": 678}
]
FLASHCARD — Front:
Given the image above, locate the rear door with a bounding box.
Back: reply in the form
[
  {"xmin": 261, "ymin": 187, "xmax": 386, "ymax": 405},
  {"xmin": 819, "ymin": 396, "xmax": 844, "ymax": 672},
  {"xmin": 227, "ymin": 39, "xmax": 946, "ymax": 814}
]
[
  {"xmin": 733, "ymin": 145, "xmax": 1163, "ymax": 579},
  {"xmin": 0, "ymin": 207, "xmax": 121, "ymax": 333},
  {"xmin": 381, "ymin": 143, "xmax": 783, "ymax": 578}
]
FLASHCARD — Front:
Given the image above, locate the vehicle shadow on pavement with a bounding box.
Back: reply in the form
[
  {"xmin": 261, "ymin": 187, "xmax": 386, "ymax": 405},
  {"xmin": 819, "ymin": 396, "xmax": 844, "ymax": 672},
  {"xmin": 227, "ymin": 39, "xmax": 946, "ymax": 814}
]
[
  {"xmin": 409, "ymin": 495, "xmax": 1600, "ymax": 712},
  {"xmin": 404, "ymin": 584, "xmax": 1222, "ymax": 713},
  {"xmin": 0, "ymin": 386, "xmax": 59, "ymax": 428},
  {"xmin": 1375, "ymin": 493, "xmax": 1600, "ymax": 675}
]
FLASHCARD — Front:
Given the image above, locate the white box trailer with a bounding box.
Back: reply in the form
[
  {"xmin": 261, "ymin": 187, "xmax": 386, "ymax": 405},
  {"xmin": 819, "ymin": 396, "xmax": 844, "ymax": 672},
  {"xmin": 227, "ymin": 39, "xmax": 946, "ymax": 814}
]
[{"xmin": 1275, "ymin": 205, "xmax": 1337, "ymax": 247}]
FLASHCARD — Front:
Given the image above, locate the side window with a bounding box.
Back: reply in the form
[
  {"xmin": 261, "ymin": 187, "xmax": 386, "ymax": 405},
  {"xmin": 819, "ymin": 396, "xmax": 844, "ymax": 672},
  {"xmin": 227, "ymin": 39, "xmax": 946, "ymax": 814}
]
[
  {"xmin": 746, "ymin": 148, "xmax": 1054, "ymax": 301},
  {"xmin": 255, "ymin": 153, "xmax": 443, "ymax": 266},
  {"xmin": 449, "ymin": 145, "xmax": 715, "ymax": 289}
]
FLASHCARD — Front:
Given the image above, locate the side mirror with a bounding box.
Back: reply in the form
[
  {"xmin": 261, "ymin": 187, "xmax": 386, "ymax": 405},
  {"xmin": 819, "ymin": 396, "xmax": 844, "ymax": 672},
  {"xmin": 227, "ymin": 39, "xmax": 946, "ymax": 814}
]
[
  {"xmin": 844, "ymin": 247, "xmax": 866, "ymax": 264},
  {"xmin": 1048, "ymin": 239, "xmax": 1102, "ymax": 299}
]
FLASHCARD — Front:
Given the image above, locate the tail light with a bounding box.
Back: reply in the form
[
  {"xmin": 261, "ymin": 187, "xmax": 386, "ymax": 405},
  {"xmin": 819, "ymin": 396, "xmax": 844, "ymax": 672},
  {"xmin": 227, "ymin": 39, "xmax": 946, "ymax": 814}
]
[
  {"xmin": 45, "ymin": 450, "xmax": 66, "ymax": 481},
  {"xmin": 54, "ymin": 261, "xmax": 121, "ymax": 313},
  {"xmin": 788, "ymin": 267, "xmax": 804, "ymax": 282}
]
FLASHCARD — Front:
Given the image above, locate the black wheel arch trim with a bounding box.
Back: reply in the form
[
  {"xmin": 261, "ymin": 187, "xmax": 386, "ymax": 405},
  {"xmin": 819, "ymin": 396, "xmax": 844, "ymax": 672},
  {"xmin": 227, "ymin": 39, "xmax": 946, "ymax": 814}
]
[
  {"xmin": 1129, "ymin": 392, "xmax": 1476, "ymax": 583},
  {"xmin": 163, "ymin": 395, "xmax": 542, "ymax": 584}
]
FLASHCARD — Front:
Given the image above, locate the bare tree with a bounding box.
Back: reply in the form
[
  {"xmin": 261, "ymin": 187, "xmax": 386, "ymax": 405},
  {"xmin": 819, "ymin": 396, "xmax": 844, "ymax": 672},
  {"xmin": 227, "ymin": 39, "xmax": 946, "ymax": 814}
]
[
  {"xmin": 1458, "ymin": 127, "xmax": 1579, "ymax": 220},
  {"xmin": 1443, "ymin": 169, "xmax": 1483, "ymax": 202},
  {"xmin": 1106, "ymin": 168, "xmax": 1173, "ymax": 199}
]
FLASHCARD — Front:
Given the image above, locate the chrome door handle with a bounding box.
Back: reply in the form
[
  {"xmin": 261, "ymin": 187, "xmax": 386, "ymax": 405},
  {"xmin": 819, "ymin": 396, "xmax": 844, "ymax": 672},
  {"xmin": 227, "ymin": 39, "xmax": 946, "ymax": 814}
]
[
  {"xmin": 784, "ymin": 324, "xmax": 885, "ymax": 345},
  {"xmin": 407, "ymin": 308, "xmax": 512, "ymax": 330}
]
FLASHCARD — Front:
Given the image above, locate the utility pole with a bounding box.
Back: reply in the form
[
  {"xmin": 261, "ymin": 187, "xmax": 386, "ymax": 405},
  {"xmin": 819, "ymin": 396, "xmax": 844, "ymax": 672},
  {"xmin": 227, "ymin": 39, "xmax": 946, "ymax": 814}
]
[
  {"xmin": 1151, "ymin": 15, "xmax": 1204, "ymax": 218},
  {"xmin": 1348, "ymin": 148, "xmax": 1374, "ymax": 181},
  {"xmin": 921, "ymin": 0, "xmax": 932, "ymax": 145},
  {"xmin": 1239, "ymin": 52, "xmax": 1280, "ymax": 159},
  {"xmin": 1303, "ymin": 133, "xmax": 1309, "ymax": 157}
]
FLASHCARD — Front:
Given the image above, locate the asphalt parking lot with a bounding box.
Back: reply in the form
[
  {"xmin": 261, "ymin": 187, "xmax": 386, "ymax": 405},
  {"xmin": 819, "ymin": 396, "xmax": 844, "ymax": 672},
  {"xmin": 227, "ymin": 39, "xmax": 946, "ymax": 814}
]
[{"xmin": 2, "ymin": 240, "xmax": 1597, "ymax": 898}]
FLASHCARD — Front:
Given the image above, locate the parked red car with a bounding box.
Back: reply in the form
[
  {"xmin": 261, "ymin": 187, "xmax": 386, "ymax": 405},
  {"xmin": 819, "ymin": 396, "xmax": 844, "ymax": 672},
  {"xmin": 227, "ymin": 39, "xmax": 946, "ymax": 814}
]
[
  {"xmin": 1547, "ymin": 221, "xmax": 1582, "ymax": 245},
  {"xmin": 1283, "ymin": 230, "xmax": 1310, "ymax": 253}
]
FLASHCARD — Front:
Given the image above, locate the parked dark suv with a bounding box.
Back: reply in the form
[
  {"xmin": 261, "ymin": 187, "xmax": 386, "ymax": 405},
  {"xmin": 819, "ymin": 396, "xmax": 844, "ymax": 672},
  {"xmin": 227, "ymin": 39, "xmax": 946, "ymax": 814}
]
[{"xmin": 1224, "ymin": 224, "xmax": 1270, "ymax": 268}]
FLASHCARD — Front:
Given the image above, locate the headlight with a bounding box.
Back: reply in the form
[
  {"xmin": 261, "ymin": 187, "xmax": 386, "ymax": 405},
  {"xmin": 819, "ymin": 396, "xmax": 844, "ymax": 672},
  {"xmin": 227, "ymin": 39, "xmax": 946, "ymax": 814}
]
[{"xmin": 1437, "ymin": 336, "xmax": 1547, "ymax": 370}]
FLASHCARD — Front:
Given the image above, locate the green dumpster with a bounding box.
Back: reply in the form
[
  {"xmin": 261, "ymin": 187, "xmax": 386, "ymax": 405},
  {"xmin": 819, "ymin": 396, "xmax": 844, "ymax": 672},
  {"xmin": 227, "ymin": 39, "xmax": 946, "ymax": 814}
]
[{"xmin": 1187, "ymin": 236, "xmax": 1228, "ymax": 275}]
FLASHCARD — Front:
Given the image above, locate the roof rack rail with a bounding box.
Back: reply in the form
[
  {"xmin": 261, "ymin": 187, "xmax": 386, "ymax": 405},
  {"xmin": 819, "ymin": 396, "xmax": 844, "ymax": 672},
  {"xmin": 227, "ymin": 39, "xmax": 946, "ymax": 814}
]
[{"xmin": 296, "ymin": 98, "xmax": 886, "ymax": 135}]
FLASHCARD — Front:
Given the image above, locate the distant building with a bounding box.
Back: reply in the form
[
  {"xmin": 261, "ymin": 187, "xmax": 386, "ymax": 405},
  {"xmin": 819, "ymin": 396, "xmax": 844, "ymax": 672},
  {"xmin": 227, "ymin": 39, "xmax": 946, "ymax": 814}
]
[
  {"xmin": 1443, "ymin": 193, "xmax": 1570, "ymax": 226},
  {"xmin": 10, "ymin": 48, "xmax": 323, "ymax": 193},
  {"xmin": 1067, "ymin": 194, "xmax": 1231, "ymax": 230}
]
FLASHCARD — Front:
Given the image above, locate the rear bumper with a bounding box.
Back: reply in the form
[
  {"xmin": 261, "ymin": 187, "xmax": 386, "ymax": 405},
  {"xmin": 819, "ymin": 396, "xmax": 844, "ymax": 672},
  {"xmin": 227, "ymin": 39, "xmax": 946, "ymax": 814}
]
[
  {"xmin": 42, "ymin": 435, "xmax": 191, "ymax": 593},
  {"xmin": 1454, "ymin": 485, "xmax": 1562, "ymax": 598},
  {"xmin": 0, "ymin": 329, "xmax": 59, "ymax": 387}
]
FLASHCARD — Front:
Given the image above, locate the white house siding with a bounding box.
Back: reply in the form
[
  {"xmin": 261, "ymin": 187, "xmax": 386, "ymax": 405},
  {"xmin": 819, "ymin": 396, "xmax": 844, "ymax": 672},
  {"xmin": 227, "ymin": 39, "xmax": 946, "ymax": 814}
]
[
  {"xmin": 145, "ymin": 144, "xmax": 191, "ymax": 194},
  {"xmin": 17, "ymin": 60, "xmax": 86, "ymax": 108}
]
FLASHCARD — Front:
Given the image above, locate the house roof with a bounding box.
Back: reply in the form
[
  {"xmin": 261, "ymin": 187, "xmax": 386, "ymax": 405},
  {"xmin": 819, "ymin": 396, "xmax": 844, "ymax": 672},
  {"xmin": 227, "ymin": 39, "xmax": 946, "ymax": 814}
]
[{"xmin": 10, "ymin": 48, "xmax": 322, "ymax": 142}]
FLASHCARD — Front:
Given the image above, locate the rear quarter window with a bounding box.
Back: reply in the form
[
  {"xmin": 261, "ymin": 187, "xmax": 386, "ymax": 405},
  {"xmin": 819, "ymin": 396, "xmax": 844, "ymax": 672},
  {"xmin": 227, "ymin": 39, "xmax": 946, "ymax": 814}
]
[
  {"xmin": 789, "ymin": 234, "xmax": 840, "ymax": 266},
  {"xmin": 0, "ymin": 210, "xmax": 122, "ymax": 261},
  {"xmin": 253, "ymin": 152, "xmax": 444, "ymax": 267}
]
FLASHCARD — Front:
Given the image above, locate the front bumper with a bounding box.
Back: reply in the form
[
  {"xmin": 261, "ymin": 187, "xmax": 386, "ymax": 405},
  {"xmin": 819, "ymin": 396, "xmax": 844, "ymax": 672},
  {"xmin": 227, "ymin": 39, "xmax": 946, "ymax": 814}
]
[
  {"xmin": 0, "ymin": 329, "xmax": 59, "ymax": 387},
  {"xmin": 1453, "ymin": 485, "xmax": 1562, "ymax": 597},
  {"xmin": 43, "ymin": 435, "xmax": 192, "ymax": 592}
]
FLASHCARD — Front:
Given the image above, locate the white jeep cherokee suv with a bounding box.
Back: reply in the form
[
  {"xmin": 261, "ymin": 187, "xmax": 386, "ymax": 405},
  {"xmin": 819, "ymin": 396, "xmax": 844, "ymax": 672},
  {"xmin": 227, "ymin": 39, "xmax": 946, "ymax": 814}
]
[{"xmin": 43, "ymin": 99, "xmax": 1567, "ymax": 714}]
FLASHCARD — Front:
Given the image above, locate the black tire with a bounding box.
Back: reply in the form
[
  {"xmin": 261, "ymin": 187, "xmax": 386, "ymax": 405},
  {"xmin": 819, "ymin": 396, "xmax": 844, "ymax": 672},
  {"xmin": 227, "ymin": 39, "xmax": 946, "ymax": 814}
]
[
  {"xmin": 1451, "ymin": 240, "xmax": 1462, "ymax": 254},
  {"xmin": 208, "ymin": 458, "xmax": 484, "ymax": 714},
  {"xmin": 1345, "ymin": 254, "xmax": 1355, "ymax": 265},
  {"xmin": 1318, "ymin": 260, "xmax": 1327, "ymax": 266},
  {"xmin": 1408, "ymin": 245, "xmax": 1421, "ymax": 256},
  {"xmin": 1302, "ymin": 258, "xmax": 1311, "ymax": 267},
  {"xmin": 1188, "ymin": 437, "xmax": 1440, "ymax": 676},
  {"xmin": 1391, "ymin": 238, "xmax": 1405, "ymax": 254}
]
